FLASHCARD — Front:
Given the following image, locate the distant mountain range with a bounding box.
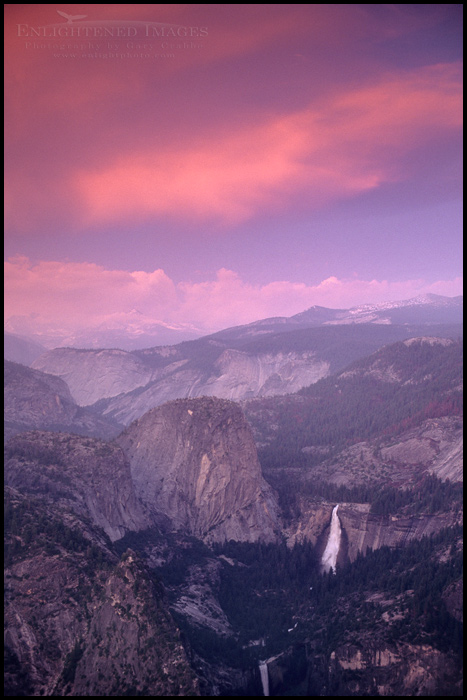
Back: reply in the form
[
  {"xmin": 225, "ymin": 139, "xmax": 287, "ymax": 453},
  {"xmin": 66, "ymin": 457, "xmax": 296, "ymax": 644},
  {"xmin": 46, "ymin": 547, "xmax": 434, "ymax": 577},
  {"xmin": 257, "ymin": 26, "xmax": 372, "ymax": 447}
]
[
  {"xmin": 27, "ymin": 294, "xmax": 462, "ymax": 427},
  {"xmin": 214, "ymin": 293, "xmax": 463, "ymax": 339},
  {"xmin": 4, "ymin": 293, "xmax": 463, "ymax": 353}
]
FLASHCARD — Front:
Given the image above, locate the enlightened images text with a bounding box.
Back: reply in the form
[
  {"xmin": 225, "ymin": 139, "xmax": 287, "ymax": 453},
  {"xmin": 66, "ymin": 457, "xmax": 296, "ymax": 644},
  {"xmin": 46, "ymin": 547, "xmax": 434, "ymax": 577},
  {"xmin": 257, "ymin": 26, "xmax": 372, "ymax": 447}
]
[{"xmin": 17, "ymin": 24, "xmax": 208, "ymax": 39}]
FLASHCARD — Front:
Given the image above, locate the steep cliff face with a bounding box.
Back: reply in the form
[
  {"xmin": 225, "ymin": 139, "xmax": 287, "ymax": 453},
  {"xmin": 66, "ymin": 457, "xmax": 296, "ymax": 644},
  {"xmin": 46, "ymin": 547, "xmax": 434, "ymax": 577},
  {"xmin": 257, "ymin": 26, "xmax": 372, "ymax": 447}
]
[
  {"xmin": 29, "ymin": 322, "xmax": 450, "ymax": 424},
  {"xmin": 4, "ymin": 488, "xmax": 200, "ymax": 697},
  {"xmin": 4, "ymin": 360, "xmax": 121, "ymax": 443},
  {"xmin": 117, "ymin": 397, "xmax": 281, "ymax": 543},
  {"xmin": 93, "ymin": 349, "xmax": 330, "ymax": 425},
  {"xmin": 32, "ymin": 344, "xmax": 330, "ymax": 425},
  {"xmin": 4, "ymin": 432, "xmax": 149, "ymax": 542},
  {"xmin": 286, "ymin": 499, "xmax": 461, "ymax": 563},
  {"xmin": 202, "ymin": 349, "xmax": 329, "ymax": 400},
  {"xmin": 337, "ymin": 503, "xmax": 461, "ymax": 562}
]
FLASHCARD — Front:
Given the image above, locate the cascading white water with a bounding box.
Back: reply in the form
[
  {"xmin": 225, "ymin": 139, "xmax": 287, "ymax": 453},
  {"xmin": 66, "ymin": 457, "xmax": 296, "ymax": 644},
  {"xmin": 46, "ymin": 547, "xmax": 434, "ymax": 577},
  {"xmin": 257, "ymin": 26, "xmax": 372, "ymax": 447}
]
[
  {"xmin": 259, "ymin": 661, "xmax": 269, "ymax": 696},
  {"xmin": 321, "ymin": 504, "xmax": 341, "ymax": 573}
]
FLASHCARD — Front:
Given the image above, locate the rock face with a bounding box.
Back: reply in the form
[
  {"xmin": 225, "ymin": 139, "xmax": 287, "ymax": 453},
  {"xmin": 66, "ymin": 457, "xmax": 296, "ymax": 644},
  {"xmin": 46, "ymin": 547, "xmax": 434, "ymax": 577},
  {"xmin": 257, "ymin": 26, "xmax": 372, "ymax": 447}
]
[
  {"xmin": 305, "ymin": 416, "xmax": 463, "ymax": 488},
  {"xmin": 30, "ymin": 320, "xmax": 461, "ymax": 425},
  {"xmin": 337, "ymin": 504, "xmax": 461, "ymax": 562},
  {"xmin": 4, "ymin": 360, "xmax": 122, "ymax": 443},
  {"xmin": 32, "ymin": 345, "xmax": 330, "ymax": 423},
  {"xmin": 286, "ymin": 500, "xmax": 461, "ymax": 563},
  {"xmin": 117, "ymin": 397, "xmax": 281, "ymax": 543},
  {"xmin": 4, "ymin": 488, "xmax": 200, "ymax": 697},
  {"xmin": 170, "ymin": 558, "xmax": 234, "ymax": 637},
  {"xmin": 4, "ymin": 432, "xmax": 149, "ymax": 542},
  {"xmin": 94, "ymin": 349, "xmax": 330, "ymax": 425}
]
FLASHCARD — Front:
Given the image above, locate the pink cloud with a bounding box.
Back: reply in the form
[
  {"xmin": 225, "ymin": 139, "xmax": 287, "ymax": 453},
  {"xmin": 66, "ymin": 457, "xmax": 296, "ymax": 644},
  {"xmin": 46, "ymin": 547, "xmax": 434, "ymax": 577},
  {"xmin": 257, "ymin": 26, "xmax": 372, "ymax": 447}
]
[
  {"xmin": 5, "ymin": 3, "xmax": 462, "ymax": 235},
  {"xmin": 73, "ymin": 63, "xmax": 462, "ymax": 227},
  {"xmin": 4, "ymin": 257, "xmax": 177, "ymax": 325},
  {"xmin": 4, "ymin": 258, "xmax": 462, "ymax": 341}
]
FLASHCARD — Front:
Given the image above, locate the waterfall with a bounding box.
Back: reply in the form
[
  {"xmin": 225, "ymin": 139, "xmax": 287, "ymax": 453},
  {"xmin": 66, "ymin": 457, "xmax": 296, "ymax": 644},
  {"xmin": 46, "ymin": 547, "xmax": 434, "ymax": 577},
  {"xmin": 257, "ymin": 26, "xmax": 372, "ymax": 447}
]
[
  {"xmin": 321, "ymin": 504, "xmax": 341, "ymax": 573},
  {"xmin": 259, "ymin": 661, "xmax": 269, "ymax": 696}
]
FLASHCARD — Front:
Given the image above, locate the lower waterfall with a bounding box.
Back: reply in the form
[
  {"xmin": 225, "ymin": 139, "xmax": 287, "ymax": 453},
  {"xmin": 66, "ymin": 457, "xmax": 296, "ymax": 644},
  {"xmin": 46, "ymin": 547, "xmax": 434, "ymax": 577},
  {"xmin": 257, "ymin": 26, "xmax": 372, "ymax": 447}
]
[
  {"xmin": 259, "ymin": 661, "xmax": 269, "ymax": 696},
  {"xmin": 321, "ymin": 504, "xmax": 341, "ymax": 573}
]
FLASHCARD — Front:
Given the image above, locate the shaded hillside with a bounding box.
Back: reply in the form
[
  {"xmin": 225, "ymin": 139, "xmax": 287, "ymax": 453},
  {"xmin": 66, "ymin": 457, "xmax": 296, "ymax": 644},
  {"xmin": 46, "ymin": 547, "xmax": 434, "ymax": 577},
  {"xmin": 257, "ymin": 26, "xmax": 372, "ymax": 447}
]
[
  {"xmin": 4, "ymin": 332, "xmax": 47, "ymax": 366},
  {"xmin": 4, "ymin": 360, "xmax": 123, "ymax": 443},
  {"xmin": 115, "ymin": 521, "xmax": 463, "ymax": 696}
]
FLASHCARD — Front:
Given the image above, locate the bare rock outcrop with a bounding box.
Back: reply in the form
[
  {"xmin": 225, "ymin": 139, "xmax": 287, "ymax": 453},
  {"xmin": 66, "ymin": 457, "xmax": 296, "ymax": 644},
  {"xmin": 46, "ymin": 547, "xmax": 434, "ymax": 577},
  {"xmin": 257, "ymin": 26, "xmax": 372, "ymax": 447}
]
[
  {"xmin": 337, "ymin": 504, "xmax": 461, "ymax": 562},
  {"xmin": 117, "ymin": 397, "xmax": 281, "ymax": 543}
]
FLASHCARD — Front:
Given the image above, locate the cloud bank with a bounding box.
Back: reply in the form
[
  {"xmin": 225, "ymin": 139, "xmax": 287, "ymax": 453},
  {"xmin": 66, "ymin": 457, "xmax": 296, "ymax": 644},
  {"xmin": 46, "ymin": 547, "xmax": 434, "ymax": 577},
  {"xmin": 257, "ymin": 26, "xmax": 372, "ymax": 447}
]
[
  {"xmin": 72, "ymin": 63, "xmax": 462, "ymax": 227},
  {"xmin": 4, "ymin": 257, "xmax": 462, "ymax": 345}
]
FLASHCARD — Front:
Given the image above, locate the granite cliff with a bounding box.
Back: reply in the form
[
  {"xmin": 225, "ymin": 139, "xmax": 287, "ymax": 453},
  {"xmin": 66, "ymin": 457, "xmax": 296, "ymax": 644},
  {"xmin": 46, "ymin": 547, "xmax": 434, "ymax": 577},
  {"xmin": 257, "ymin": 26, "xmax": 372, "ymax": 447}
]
[
  {"xmin": 31, "ymin": 348, "xmax": 156, "ymax": 406},
  {"xmin": 32, "ymin": 345, "xmax": 331, "ymax": 422},
  {"xmin": 3, "ymin": 310, "xmax": 463, "ymax": 696},
  {"xmin": 116, "ymin": 397, "xmax": 281, "ymax": 543}
]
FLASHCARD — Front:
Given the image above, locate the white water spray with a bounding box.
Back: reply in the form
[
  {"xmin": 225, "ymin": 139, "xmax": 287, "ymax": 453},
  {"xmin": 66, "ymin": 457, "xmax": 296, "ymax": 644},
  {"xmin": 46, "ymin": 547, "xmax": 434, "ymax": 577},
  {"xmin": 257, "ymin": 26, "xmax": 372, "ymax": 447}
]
[
  {"xmin": 321, "ymin": 504, "xmax": 341, "ymax": 573},
  {"xmin": 259, "ymin": 661, "xmax": 269, "ymax": 696}
]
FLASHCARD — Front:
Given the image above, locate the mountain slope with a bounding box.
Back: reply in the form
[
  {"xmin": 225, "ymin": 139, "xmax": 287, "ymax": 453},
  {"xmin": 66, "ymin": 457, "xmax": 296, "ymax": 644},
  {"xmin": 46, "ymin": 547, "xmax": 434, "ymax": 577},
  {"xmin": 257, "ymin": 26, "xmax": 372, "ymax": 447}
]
[
  {"xmin": 4, "ymin": 332, "xmax": 47, "ymax": 366},
  {"xmin": 4, "ymin": 360, "xmax": 122, "ymax": 442},
  {"xmin": 245, "ymin": 337, "xmax": 463, "ymax": 471},
  {"xmin": 4, "ymin": 329, "xmax": 463, "ymax": 696},
  {"xmin": 209, "ymin": 293, "xmax": 463, "ymax": 340},
  {"xmin": 4, "ymin": 487, "xmax": 199, "ymax": 696}
]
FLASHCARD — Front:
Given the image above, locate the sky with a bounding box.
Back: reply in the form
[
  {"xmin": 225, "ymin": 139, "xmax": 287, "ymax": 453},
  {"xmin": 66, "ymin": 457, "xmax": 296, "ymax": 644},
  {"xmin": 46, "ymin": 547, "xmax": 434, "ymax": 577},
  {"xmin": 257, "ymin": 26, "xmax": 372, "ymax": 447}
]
[{"xmin": 4, "ymin": 4, "xmax": 463, "ymax": 346}]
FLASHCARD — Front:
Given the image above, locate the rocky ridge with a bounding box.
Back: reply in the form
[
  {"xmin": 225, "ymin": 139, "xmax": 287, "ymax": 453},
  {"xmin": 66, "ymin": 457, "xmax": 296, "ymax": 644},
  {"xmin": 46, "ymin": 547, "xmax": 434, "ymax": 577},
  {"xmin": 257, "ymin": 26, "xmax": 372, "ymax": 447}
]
[
  {"xmin": 4, "ymin": 312, "xmax": 463, "ymax": 697},
  {"xmin": 29, "ymin": 298, "xmax": 462, "ymax": 427},
  {"xmin": 31, "ymin": 348, "xmax": 156, "ymax": 406},
  {"xmin": 327, "ymin": 639, "xmax": 460, "ymax": 695},
  {"xmin": 306, "ymin": 416, "xmax": 463, "ymax": 488}
]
